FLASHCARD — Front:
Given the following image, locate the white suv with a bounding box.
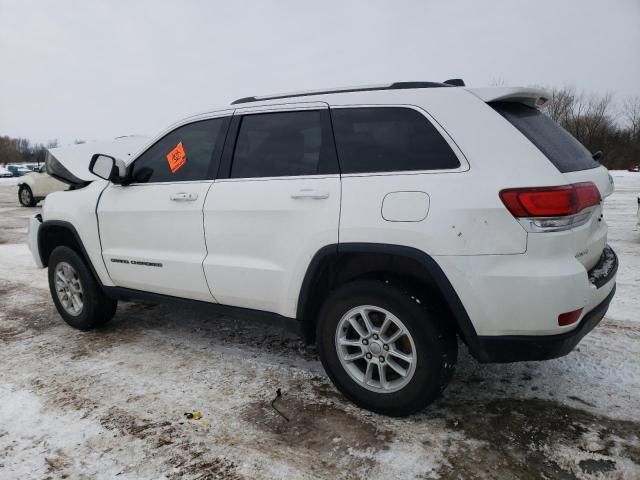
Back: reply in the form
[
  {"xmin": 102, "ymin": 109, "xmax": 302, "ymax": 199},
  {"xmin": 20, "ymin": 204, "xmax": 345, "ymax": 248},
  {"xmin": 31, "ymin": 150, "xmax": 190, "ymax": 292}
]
[{"xmin": 28, "ymin": 81, "xmax": 618, "ymax": 416}]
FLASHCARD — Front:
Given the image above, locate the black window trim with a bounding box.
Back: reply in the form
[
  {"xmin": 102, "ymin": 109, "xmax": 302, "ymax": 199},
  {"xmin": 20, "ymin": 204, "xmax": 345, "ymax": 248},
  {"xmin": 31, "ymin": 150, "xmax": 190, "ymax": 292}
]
[
  {"xmin": 328, "ymin": 103, "xmax": 469, "ymax": 176},
  {"xmin": 125, "ymin": 115, "xmax": 232, "ymax": 185},
  {"xmin": 218, "ymin": 107, "xmax": 340, "ymax": 180}
]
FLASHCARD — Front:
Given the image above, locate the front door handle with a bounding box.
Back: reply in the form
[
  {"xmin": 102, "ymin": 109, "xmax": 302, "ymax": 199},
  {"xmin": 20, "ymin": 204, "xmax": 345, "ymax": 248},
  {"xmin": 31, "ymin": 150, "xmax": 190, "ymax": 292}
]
[
  {"xmin": 291, "ymin": 189, "xmax": 330, "ymax": 200},
  {"xmin": 170, "ymin": 192, "xmax": 198, "ymax": 202}
]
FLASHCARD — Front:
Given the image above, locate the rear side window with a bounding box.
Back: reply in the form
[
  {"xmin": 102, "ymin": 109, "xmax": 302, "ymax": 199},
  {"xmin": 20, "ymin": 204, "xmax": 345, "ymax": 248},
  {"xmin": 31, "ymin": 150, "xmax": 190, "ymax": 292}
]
[
  {"xmin": 231, "ymin": 110, "xmax": 336, "ymax": 178},
  {"xmin": 331, "ymin": 107, "xmax": 460, "ymax": 174},
  {"xmin": 491, "ymin": 102, "xmax": 599, "ymax": 173},
  {"xmin": 130, "ymin": 118, "xmax": 229, "ymax": 183}
]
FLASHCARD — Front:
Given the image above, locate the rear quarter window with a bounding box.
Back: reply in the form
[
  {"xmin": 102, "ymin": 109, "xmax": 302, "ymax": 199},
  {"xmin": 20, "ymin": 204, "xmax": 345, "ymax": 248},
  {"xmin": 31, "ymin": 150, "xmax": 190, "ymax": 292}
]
[
  {"xmin": 331, "ymin": 107, "xmax": 461, "ymax": 174},
  {"xmin": 491, "ymin": 102, "xmax": 599, "ymax": 173}
]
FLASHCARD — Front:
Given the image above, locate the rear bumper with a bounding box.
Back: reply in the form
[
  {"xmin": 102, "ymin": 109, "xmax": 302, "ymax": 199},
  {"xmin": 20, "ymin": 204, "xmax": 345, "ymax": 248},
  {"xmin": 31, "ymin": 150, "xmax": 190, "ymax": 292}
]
[
  {"xmin": 28, "ymin": 214, "xmax": 44, "ymax": 268},
  {"xmin": 438, "ymin": 243, "xmax": 619, "ymax": 363},
  {"xmin": 473, "ymin": 284, "xmax": 616, "ymax": 362}
]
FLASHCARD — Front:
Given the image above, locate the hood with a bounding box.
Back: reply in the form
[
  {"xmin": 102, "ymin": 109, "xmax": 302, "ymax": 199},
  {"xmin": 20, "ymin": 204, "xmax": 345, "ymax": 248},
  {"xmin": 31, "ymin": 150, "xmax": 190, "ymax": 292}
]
[{"xmin": 46, "ymin": 135, "xmax": 150, "ymax": 186}]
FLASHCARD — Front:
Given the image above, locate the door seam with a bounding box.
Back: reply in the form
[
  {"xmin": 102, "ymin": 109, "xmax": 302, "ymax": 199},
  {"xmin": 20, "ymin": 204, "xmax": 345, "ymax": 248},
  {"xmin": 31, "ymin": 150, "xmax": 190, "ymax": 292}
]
[{"xmin": 201, "ymin": 180, "xmax": 219, "ymax": 303}]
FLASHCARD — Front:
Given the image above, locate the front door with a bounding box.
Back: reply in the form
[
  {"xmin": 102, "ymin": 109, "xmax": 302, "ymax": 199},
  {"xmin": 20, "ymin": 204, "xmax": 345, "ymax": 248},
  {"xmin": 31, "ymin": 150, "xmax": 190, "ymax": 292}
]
[
  {"xmin": 97, "ymin": 114, "xmax": 231, "ymax": 301},
  {"xmin": 203, "ymin": 104, "xmax": 341, "ymax": 317}
]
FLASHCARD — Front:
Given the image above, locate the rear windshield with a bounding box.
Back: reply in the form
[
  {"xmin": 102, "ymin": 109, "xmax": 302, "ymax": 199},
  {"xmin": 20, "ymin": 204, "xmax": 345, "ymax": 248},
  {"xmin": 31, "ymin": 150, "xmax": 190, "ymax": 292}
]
[{"xmin": 491, "ymin": 102, "xmax": 599, "ymax": 173}]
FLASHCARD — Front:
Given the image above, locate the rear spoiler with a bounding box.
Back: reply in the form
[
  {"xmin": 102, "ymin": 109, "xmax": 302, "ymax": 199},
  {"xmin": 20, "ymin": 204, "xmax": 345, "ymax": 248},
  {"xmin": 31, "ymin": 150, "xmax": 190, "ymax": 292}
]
[{"xmin": 467, "ymin": 87, "xmax": 550, "ymax": 109}]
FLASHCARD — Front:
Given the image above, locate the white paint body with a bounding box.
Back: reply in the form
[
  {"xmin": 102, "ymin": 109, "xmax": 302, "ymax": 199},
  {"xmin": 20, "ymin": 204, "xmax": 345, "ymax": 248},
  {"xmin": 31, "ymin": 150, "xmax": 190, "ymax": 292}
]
[
  {"xmin": 28, "ymin": 85, "xmax": 617, "ymax": 338},
  {"xmin": 98, "ymin": 181, "xmax": 214, "ymax": 300}
]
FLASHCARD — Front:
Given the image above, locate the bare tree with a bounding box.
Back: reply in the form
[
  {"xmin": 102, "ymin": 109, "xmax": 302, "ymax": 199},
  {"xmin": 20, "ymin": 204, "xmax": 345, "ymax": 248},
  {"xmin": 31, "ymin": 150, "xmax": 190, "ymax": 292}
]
[
  {"xmin": 543, "ymin": 86, "xmax": 577, "ymax": 124},
  {"xmin": 566, "ymin": 91, "xmax": 614, "ymax": 152},
  {"xmin": 0, "ymin": 136, "xmax": 22, "ymax": 163},
  {"xmin": 623, "ymin": 97, "xmax": 640, "ymax": 138},
  {"xmin": 541, "ymin": 87, "xmax": 615, "ymax": 155}
]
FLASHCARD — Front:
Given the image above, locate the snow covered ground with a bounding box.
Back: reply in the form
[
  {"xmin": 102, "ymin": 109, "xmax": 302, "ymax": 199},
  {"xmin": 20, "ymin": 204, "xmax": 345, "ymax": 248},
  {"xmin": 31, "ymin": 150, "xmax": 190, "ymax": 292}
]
[
  {"xmin": 0, "ymin": 172, "xmax": 639, "ymax": 479},
  {"xmin": 0, "ymin": 177, "xmax": 19, "ymax": 186},
  {"xmin": 604, "ymin": 171, "xmax": 640, "ymax": 325}
]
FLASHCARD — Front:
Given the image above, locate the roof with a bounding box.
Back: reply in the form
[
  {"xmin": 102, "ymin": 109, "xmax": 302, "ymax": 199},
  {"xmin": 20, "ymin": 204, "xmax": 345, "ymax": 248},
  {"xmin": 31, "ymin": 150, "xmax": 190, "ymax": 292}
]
[
  {"xmin": 109, "ymin": 84, "xmax": 550, "ymax": 159},
  {"xmin": 225, "ymin": 81, "xmax": 549, "ymax": 113},
  {"xmin": 231, "ymin": 80, "xmax": 465, "ymax": 105}
]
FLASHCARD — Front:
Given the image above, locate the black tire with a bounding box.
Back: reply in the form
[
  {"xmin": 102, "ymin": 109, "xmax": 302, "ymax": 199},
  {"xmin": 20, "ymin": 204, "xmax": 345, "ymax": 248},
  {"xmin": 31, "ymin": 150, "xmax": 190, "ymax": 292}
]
[
  {"xmin": 48, "ymin": 246, "xmax": 117, "ymax": 330},
  {"xmin": 317, "ymin": 279, "xmax": 457, "ymax": 417},
  {"xmin": 18, "ymin": 185, "xmax": 36, "ymax": 207}
]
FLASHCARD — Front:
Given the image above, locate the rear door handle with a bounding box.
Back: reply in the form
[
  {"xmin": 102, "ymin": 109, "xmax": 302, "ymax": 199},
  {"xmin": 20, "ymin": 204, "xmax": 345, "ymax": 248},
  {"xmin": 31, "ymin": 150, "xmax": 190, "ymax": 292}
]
[
  {"xmin": 170, "ymin": 192, "xmax": 198, "ymax": 202},
  {"xmin": 291, "ymin": 189, "xmax": 330, "ymax": 200}
]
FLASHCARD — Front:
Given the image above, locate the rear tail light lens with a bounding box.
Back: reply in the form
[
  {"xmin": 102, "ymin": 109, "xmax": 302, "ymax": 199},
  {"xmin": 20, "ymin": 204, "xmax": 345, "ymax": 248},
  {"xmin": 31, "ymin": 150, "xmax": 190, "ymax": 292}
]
[
  {"xmin": 500, "ymin": 182, "xmax": 601, "ymax": 218},
  {"xmin": 558, "ymin": 308, "xmax": 583, "ymax": 326},
  {"xmin": 573, "ymin": 182, "xmax": 602, "ymax": 212}
]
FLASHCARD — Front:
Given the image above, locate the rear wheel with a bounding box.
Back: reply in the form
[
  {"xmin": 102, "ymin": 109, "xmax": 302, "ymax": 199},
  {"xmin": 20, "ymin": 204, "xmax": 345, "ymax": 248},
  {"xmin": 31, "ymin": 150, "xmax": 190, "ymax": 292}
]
[
  {"xmin": 18, "ymin": 185, "xmax": 36, "ymax": 207},
  {"xmin": 48, "ymin": 246, "xmax": 117, "ymax": 330},
  {"xmin": 317, "ymin": 280, "xmax": 457, "ymax": 416}
]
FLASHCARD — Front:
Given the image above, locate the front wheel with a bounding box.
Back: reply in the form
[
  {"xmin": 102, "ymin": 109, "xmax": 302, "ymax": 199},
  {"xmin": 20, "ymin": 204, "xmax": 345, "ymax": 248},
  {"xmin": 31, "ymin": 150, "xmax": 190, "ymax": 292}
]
[
  {"xmin": 18, "ymin": 185, "xmax": 36, "ymax": 207},
  {"xmin": 48, "ymin": 246, "xmax": 117, "ymax": 330},
  {"xmin": 317, "ymin": 280, "xmax": 457, "ymax": 416}
]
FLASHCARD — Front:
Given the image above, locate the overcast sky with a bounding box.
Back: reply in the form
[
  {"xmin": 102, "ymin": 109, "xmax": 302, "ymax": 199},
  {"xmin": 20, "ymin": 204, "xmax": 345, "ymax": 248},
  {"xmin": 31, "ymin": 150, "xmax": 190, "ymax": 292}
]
[{"xmin": 1, "ymin": 0, "xmax": 639, "ymax": 145}]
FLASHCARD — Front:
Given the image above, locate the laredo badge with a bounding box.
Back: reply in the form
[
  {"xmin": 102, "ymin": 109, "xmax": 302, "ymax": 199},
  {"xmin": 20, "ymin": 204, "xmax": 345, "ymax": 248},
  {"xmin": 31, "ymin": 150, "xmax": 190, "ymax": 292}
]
[{"xmin": 166, "ymin": 142, "xmax": 187, "ymax": 173}]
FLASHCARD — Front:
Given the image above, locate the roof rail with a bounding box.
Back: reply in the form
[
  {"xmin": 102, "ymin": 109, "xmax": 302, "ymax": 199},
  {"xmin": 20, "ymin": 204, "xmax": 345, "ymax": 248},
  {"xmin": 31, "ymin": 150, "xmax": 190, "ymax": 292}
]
[{"xmin": 230, "ymin": 80, "xmax": 463, "ymax": 105}]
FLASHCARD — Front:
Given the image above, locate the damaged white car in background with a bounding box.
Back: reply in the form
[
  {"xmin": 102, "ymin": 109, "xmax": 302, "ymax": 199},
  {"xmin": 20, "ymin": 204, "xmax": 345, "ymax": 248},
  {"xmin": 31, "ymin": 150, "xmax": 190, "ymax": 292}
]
[
  {"xmin": 17, "ymin": 136, "xmax": 150, "ymax": 207},
  {"xmin": 45, "ymin": 135, "xmax": 150, "ymax": 189}
]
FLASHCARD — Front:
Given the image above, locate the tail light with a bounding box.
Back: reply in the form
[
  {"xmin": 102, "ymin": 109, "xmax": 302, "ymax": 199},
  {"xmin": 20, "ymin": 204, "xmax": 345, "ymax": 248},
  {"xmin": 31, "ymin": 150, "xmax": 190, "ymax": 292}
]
[{"xmin": 500, "ymin": 182, "xmax": 601, "ymax": 232}]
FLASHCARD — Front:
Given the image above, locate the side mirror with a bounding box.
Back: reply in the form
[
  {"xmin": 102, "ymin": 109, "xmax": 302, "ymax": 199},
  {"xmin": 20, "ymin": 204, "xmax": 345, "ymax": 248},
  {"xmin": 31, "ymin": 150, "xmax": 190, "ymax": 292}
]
[{"xmin": 89, "ymin": 154, "xmax": 126, "ymax": 182}]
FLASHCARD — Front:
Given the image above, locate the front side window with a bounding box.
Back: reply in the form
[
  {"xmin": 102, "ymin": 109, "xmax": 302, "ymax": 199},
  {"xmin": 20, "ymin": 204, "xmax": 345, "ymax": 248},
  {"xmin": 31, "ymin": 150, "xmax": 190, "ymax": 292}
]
[
  {"xmin": 130, "ymin": 117, "xmax": 229, "ymax": 183},
  {"xmin": 230, "ymin": 110, "xmax": 336, "ymax": 178},
  {"xmin": 331, "ymin": 107, "xmax": 461, "ymax": 174}
]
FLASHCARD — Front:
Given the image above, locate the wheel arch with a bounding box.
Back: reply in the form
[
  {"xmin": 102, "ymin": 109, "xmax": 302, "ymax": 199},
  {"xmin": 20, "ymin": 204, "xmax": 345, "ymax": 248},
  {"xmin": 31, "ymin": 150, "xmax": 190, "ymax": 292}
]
[
  {"xmin": 297, "ymin": 243, "xmax": 480, "ymax": 355},
  {"xmin": 18, "ymin": 177, "xmax": 35, "ymax": 189},
  {"xmin": 38, "ymin": 220, "xmax": 103, "ymax": 287}
]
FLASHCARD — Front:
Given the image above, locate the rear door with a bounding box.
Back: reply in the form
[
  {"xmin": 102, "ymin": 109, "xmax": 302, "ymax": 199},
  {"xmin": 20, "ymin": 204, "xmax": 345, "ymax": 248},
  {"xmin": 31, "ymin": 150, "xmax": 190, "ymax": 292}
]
[
  {"xmin": 202, "ymin": 103, "xmax": 340, "ymax": 317},
  {"xmin": 97, "ymin": 114, "xmax": 231, "ymax": 301},
  {"xmin": 492, "ymin": 102, "xmax": 614, "ymax": 269}
]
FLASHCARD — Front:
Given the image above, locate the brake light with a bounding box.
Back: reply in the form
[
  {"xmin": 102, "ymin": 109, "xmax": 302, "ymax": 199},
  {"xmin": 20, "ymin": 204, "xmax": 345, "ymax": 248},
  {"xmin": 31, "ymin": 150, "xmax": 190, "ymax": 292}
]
[
  {"xmin": 558, "ymin": 308, "xmax": 583, "ymax": 326},
  {"xmin": 500, "ymin": 182, "xmax": 601, "ymax": 218}
]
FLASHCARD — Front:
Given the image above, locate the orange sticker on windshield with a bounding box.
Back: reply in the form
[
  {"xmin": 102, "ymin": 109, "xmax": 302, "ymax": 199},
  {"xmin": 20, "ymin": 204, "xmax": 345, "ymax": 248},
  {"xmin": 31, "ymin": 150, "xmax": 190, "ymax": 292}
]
[{"xmin": 166, "ymin": 142, "xmax": 187, "ymax": 173}]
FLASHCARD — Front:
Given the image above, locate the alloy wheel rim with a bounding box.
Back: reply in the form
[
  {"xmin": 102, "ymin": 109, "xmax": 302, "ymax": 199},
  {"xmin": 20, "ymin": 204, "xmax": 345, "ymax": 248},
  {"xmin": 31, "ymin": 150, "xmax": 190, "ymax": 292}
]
[
  {"xmin": 20, "ymin": 188, "xmax": 31, "ymax": 204},
  {"xmin": 54, "ymin": 262, "xmax": 84, "ymax": 316},
  {"xmin": 335, "ymin": 305, "xmax": 417, "ymax": 393}
]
